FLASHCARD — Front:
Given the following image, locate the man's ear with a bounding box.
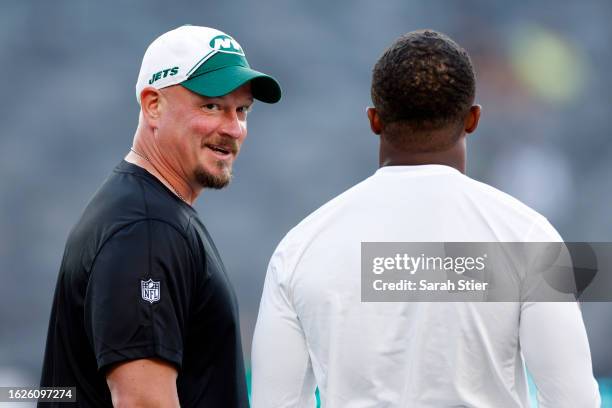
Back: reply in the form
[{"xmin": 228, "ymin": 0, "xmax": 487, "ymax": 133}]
[
  {"xmin": 465, "ymin": 104, "xmax": 481, "ymax": 134},
  {"xmin": 139, "ymin": 87, "xmax": 163, "ymax": 127},
  {"xmin": 367, "ymin": 107, "xmax": 382, "ymax": 135}
]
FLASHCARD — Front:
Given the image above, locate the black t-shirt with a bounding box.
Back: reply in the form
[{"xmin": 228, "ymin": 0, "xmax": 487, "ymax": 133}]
[{"xmin": 40, "ymin": 160, "xmax": 249, "ymax": 408}]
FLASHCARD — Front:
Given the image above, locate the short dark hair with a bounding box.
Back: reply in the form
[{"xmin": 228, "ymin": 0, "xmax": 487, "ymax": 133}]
[{"xmin": 371, "ymin": 30, "xmax": 476, "ymax": 151}]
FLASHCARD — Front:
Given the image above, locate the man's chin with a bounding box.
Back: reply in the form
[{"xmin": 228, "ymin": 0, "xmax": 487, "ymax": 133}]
[{"xmin": 194, "ymin": 167, "xmax": 232, "ymax": 190}]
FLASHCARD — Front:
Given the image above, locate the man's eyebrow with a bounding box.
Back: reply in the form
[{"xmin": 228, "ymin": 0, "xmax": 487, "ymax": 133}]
[
  {"xmin": 196, "ymin": 95, "xmax": 219, "ymax": 104},
  {"xmin": 236, "ymin": 97, "xmax": 254, "ymax": 108}
]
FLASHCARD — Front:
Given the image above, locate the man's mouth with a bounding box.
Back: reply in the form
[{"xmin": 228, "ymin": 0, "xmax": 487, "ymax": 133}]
[{"xmin": 205, "ymin": 144, "xmax": 235, "ymax": 159}]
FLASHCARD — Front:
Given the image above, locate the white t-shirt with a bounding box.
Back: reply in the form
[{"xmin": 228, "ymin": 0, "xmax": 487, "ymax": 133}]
[{"xmin": 252, "ymin": 165, "xmax": 600, "ymax": 407}]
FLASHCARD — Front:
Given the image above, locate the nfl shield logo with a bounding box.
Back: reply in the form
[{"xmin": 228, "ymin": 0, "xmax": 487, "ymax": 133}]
[{"xmin": 141, "ymin": 279, "xmax": 161, "ymax": 303}]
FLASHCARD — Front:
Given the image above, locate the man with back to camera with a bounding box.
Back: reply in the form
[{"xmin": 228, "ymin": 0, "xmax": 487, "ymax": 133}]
[
  {"xmin": 251, "ymin": 30, "xmax": 600, "ymax": 407},
  {"xmin": 39, "ymin": 25, "xmax": 281, "ymax": 407}
]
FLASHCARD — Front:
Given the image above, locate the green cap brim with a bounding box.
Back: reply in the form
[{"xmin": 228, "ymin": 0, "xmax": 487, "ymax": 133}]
[{"xmin": 181, "ymin": 66, "xmax": 281, "ymax": 104}]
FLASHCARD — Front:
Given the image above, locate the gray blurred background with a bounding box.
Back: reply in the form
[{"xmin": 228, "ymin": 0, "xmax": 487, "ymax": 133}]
[{"xmin": 1, "ymin": 0, "xmax": 611, "ymax": 397}]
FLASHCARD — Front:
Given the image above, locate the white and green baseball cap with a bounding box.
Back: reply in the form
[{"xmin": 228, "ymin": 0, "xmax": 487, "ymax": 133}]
[{"xmin": 135, "ymin": 25, "xmax": 281, "ymax": 104}]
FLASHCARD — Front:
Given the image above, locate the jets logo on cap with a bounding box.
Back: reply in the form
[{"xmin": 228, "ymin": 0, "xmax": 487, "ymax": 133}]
[{"xmin": 209, "ymin": 35, "xmax": 245, "ymax": 56}]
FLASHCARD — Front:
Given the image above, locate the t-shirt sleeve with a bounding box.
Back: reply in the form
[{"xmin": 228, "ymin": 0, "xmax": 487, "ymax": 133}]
[{"xmin": 84, "ymin": 219, "xmax": 196, "ymax": 372}]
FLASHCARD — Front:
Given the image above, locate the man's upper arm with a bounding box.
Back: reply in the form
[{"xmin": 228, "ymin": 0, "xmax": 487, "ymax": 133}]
[
  {"xmin": 84, "ymin": 219, "xmax": 195, "ymax": 371},
  {"xmin": 251, "ymin": 251, "xmax": 316, "ymax": 408},
  {"xmin": 520, "ymin": 302, "xmax": 600, "ymax": 407},
  {"xmin": 521, "ymin": 217, "xmax": 600, "ymax": 407},
  {"xmin": 106, "ymin": 358, "xmax": 179, "ymax": 408}
]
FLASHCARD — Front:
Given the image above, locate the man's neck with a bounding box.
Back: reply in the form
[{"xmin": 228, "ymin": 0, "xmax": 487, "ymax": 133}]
[
  {"xmin": 125, "ymin": 149, "xmax": 197, "ymax": 205},
  {"xmin": 379, "ymin": 138, "xmax": 466, "ymax": 174}
]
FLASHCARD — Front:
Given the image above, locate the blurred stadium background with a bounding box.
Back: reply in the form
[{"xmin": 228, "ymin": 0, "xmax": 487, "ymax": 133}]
[{"xmin": 1, "ymin": 0, "xmax": 611, "ymax": 406}]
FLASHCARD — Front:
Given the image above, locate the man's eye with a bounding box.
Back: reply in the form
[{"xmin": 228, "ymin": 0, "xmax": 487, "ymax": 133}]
[
  {"xmin": 203, "ymin": 103, "xmax": 220, "ymax": 111},
  {"xmin": 237, "ymin": 106, "xmax": 252, "ymax": 114}
]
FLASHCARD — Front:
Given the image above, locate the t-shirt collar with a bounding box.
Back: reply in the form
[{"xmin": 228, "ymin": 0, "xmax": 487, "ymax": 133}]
[{"xmin": 375, "ymin": 164, "xmax": 461, "ymax": 176}]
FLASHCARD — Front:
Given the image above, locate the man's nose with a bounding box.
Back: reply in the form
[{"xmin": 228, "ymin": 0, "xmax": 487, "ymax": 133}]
[{"xmin": 219, "ymin": 110, "xmax": 246, "ymax": 139}]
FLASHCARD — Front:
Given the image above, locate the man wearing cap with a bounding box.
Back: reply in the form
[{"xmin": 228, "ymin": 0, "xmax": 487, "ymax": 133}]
[
  {"xmin": 251, "ymin": 30, "xmax": 599, "ymax": 407},
  {"xmin": 40, "ymin": 25, "xmax": 280, "ymax": 408}
]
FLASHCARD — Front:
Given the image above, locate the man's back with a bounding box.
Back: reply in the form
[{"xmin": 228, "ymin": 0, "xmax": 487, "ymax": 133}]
[{"xmin": 252, "ymin": 165, "xmax": 599, "ymax": 407}]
